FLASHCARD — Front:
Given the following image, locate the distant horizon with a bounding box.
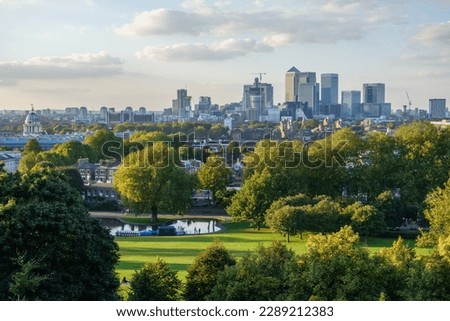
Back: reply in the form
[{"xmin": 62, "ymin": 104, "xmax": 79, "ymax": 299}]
[{"xmin": 0, "ymin": 1, "xmax": 449, "ymax": 111}]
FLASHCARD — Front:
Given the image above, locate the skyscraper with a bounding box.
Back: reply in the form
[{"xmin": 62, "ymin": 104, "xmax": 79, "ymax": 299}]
[
  {"xmin": 363, "ymin": 83, "xmax": 385, "ymax": 104},
  {"xmin": 341, "ymin": 90, "xmax": 361, "ymax": 119},
  {"xmin": 429, "ymin": 99, "xmax": 447, "ymax": 119},
  {"xmin": 172, "ymin": 89, "xmax": 191, "ymax": 120},
  {"xmin": 285, "ymin": 66, "xmax": 300, "ymax": 102},
  {"xmin": 298, "ymin": 72, "xmax": 319, "ymax": 116},
  {"xmin": 321, "ymin": 73, "xmax": 339, "ymax": 106},
  {"xmin": 362, "ymin": 83, "xmax": 387, "ymax": 117},
  {"xmin": 242, "ymin": 77, "xmax": 274, "ymax": 121}
]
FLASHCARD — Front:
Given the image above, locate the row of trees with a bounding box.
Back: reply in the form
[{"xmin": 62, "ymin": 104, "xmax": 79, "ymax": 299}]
[
  {"xmin": 265, "ymin": 194, "xmax": 385, "ymax": 242},
  {"xmin": 124, "ymin": 174, "xmax": 450, "ymax": 301},
  {"xmin": 125, "ymin": 227, "xmax": 450, "ymax": 301},
  {"xmin": 228, "ymin": 122, "xmax": 450, "ymax": 231}
]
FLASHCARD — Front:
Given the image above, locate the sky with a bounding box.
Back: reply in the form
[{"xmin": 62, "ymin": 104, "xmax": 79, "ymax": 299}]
[{"xmin": 0, "ymin": 0, "xmax": 449, "ymax": 112}]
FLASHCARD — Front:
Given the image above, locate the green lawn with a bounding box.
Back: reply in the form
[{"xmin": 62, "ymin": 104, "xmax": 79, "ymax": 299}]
[{"xmin": 115, "ymin": 221, "xmax": 431, "ymax": 280}]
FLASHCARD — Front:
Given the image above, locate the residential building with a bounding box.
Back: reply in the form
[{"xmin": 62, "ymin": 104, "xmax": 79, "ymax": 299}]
[{"xmin": 74, "ymin": 158, "xmax": 121, "ymax": 202}]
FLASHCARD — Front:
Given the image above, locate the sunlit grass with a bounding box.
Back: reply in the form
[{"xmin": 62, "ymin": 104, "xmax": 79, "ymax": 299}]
[{"xmin": 116, "ymin": 221, "xmax": 429, "ymax": 281}]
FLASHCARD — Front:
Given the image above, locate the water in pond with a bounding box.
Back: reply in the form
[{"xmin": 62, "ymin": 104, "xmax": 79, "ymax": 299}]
[{"xmin": 97, "ymin": 217, "xmax": 221, "ymax": 236}]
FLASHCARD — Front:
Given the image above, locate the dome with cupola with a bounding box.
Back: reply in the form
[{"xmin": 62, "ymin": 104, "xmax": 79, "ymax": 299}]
[{"xmin": 23, "ymin": 105, "xmax": 43, "ymax": 136}]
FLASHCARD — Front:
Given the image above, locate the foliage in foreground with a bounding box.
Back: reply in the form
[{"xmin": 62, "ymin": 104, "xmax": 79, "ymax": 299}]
[
  {"xmin": 126, "ymin": 226, "xmax": 450, "ymax": 301},
  {"xmin": 0, "ymin": 169, "xmax": 120, "ymax": 300}
]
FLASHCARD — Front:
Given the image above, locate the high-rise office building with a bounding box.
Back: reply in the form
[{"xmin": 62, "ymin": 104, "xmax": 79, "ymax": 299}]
[
  {"xmin": 363, "ymin": 83, "xmax": 385, "ymax": 104},
  {"xmin": 321, "ymin": 73, "xmax": 339, "ymax": 106},
  {"xmin": 285, "ymin": 66, "xmax": 300, "ymax": 102},
  {"xmin": 298, "ymin": 72, "xmax": 319, "ymax": 116},
  {"xmin": 362, "ymin": 83, "xmax": 387, "ymax": 118},
  {"xmin": 172, "ymin": 89, "xmax": 191, "ymax": 120},
  {"xmin": 242, "ymin": 77, "xmax": 274, "ymax": 121},
  {"xmin": 429, "ymin": 99, "xmax": 447, "ymax": 119},
  {"xmin": 341, "ymin": 90, "xmax": 361, "ymax": 119},
  {"xmin": 197, "ymin": 96, "xmax": 212, "ymax": 111}
]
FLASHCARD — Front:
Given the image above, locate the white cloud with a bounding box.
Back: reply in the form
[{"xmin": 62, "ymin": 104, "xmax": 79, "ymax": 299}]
[
  {"xmin": 116, "ymin": 2, "xmax": 402, "ymax": 44},
  {"xmin": 0, "ymin": 51, "xmax": 124, "ymax": 81},
  {"xmin": 114, "ymin": 8, "xmax": 214, "ymax": 36},
  {"xmin": 414, "ymin": 21, "xmax": 450, "ymax": 48},
  {"xmin": 136, "ymin": 39, "xmax": 273, "ymax": 61}
]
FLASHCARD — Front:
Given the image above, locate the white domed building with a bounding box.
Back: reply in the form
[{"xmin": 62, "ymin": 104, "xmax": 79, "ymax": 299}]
[{"xmin": 23, "ymin": 106, "xmax": 43, "ymax": 136}]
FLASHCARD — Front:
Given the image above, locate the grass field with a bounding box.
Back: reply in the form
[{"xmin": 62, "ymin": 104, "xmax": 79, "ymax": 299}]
[{"xmin": 115, "ymin": 220, "xmax": 433, "ymax": 280}]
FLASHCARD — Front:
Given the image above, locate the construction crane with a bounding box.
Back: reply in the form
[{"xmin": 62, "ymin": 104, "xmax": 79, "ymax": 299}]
[
  {"xmin": 251, "ymin": 72, "xmax": 266, "ymax": 82},
  {"xmin": 406, "ymin": 91, "xmax": 412, "ymax": 110}
]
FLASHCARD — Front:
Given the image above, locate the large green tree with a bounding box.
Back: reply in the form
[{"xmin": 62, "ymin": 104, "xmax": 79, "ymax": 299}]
[
  {"xmin": 346, "ymin": 202, "xmax": 386, "ymax": 242},
  {"xmin": 22, "ymin": 138, "xmax": 42, "ymax": 156},
  {"xmin": 227, "ymin": 168, "xmax": 282, "ymax": 229},
  {"xmin": 289, "ymin": 226, "xmax": 379, "ymax": 301},
  {"xmin": 184, "ymin": 241, "xmax": 236, "ymax": 300},
  {"xmin": 128, "ymin": 258, "xmax": 181, "ymax": 301},
  {"xmin": 0, "ymin": 170, "xmax": 120, "ymax": 300},
  {"xmin": 208, "ymin": 242, "xmax": 296, "ymax": 300},
  {"xmin": 394, "ymin": 122, "xmax": 448, "ymax": 207},
  {"xmin": 84, "ymin": 129, "xmax": 122, "ymax": 161},
  {"xmin": 114, "ymin": 142, "xmax": 194, "ymax": 222},
  {"xmin": 197, "ymin": 156, "xmax": 232, "ymax": 202},
  {"xmin": 419, "ymin": 177, "xmax": 450, "ymax": 246},
  {"xmin": 265, "ymin": 205, "xmax": 301, "ymax": 242}
]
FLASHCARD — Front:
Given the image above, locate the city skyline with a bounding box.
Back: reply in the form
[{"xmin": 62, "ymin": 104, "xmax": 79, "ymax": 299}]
[{"xmin": 0, "ymin": 0, "xmax": 448, "ymax": 111}]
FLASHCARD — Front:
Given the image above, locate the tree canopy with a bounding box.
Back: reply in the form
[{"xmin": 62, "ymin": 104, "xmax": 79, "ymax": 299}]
[
  {"xmin": 197, "ymin": 156, "xmax": 232, "ymax": 201},
  {"xmin": 113, "ymin": 142, "xmax": 195, "ymax": 221},
  {"xmin": 0, "ymin": 170, "xmax": 120, "ymax": 300},
  {"xmin": 184, "ymin": 241, "xmax": 236, "ymax": 300},
  {"xmin": 128, "ymin": 258, "xmax": 181, "ymax": 301}
]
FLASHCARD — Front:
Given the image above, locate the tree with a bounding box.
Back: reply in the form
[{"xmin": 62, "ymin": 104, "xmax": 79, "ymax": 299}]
[
  {"xmin": 114, "ymin": 142, "xmax": 194, "ymax": 222},
  {"xmin": 197, "ymin": 156, "xmax": 232, "ymax": 203},
  {"xmin": 373, "ymin": 238, "xmax": 415, "ymax": 300},
  {"xmin": 0, "ymin": 170, "xmax": 120, "ymax": 300},
  {"xmin": 305, "ymin": 128, "xmax": 364, "ymax": 197},
  {"xmin": 346, "ymin": 202, "xmax": 386, "ymax": 242},
  {"xmin": 373, "ymin": 190, "xmax": 405, "ymax": 228},
  {"xmin": 265, "ymin": 193, "xmax": 317, "ymax": 239},
  {"xmin": 128, "ymin": 258, "xmax": 181, "ymax": 301},
  {"xmin": 418, "ymin": 177, "xmax": 450, "ymax": 246},
  {"xmin": 360, "ymin": 132, "xmax": 400, "ymax": 201},
  {"xmin": 227, "ymin": 168, "xmax": 283, "ymax": 229},
  {"xmin": 265, "ymin": 205, "xmax": 301, "ymax": 242},
  {"xmin": 208, "ymin": 124, "xmax": 229, "ymax": 140},
  {"xmin": 22, "ymin": 138, "xmax": 42, "ymax": 156},
  {"xmin": 290, "ymin": 226, "xmax": 379, "ymax": 301},
  {"xmin": 17, "ymin": 152, "xmax": 38, "ymax": 173},
  {"xmin": 394, "ymin": 122, "xmax": 448, "ymax": 207},
  {"xmin": 208, "ymin": 242, "xmax": 295, "ymax": 300},
  {"xmin": 84, "ymin": 129, "xmax": 122, "ymax": 161},
  {"xmin": 184, "ymin": 241, "xmax": 236, "ymax": 300},
  {"xmin": 406, "ymin": 245, "xmax": 450, "ymax": 300},
  {"xmin": 50, "ymin": 140, "xmax": 96, "ymax": 164}
]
